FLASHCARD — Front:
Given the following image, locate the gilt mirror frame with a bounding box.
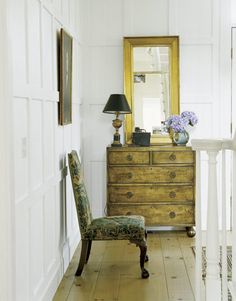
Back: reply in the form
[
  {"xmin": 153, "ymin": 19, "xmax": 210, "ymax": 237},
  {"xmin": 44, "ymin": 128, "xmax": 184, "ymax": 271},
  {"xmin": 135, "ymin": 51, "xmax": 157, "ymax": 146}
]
[{"xmin": 124, "ymin": 36, "xmax": 180, "ymax": 144}]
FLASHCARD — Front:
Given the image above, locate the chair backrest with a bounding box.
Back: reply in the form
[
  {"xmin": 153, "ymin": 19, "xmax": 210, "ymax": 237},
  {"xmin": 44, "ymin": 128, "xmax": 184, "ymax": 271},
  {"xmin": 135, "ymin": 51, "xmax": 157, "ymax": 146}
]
[{"xmin": 68, "ymin": 150, "xmax": 93, "ymax": 237}]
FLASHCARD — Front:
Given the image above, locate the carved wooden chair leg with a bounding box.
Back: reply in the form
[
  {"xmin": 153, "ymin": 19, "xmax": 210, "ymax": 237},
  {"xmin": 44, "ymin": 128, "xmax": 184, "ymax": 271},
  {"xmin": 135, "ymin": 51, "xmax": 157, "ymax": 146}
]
[
  {"xmin": 135, "ymin": 241, "xmax": 149, "ymax": 279},
  {"xmin": 85, "ymin": 240, "xmax": 92, "ymax": 263},
  {"xmin": 144, "ymin": 230, "xmax": 149, "ymax": 262},
  {"xmin": 75, "ymin": 240, "xmax": 90, "ymax": 276}
]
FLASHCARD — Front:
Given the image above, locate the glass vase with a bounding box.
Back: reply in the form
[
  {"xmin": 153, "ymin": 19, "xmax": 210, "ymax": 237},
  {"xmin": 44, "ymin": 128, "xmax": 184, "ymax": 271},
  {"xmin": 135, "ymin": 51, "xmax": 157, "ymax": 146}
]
[{"xmin": 172, "ymin": 130, "xmax": 189, "ymax": 146}]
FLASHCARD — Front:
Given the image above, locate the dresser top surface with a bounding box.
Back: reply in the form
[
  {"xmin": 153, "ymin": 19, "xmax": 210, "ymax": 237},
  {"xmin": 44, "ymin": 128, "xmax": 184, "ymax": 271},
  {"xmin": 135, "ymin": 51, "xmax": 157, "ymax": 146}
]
[{"xmin": 107, "ymin": 145, "xmax": 193, "ymax": 151}]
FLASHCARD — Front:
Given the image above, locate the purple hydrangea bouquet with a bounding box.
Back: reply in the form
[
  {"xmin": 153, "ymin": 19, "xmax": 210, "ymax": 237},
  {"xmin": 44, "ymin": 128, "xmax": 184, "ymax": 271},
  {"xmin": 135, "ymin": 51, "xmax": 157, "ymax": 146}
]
[
  {"xmin": 165, "ymin": 111, "xmax": 198, "ymax": 133},
  {"xmin": 165, "ymin": 111, "xmax": 198, "ymax": 145}
]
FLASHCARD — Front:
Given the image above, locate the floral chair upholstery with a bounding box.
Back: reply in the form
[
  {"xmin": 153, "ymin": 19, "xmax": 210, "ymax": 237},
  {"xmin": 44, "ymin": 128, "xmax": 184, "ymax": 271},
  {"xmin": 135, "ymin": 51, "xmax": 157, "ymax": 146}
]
[{"xmin": 68, "ymin": 150, "xmax": 149, "ymax": 278}]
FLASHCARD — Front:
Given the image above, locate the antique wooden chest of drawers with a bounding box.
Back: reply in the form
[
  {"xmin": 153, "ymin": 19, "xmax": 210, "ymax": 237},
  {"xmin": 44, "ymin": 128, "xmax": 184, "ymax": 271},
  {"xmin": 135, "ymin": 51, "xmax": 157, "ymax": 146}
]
[{"xmin": 106, "ymin": 145, "xmax": 196, "ymax": 237}]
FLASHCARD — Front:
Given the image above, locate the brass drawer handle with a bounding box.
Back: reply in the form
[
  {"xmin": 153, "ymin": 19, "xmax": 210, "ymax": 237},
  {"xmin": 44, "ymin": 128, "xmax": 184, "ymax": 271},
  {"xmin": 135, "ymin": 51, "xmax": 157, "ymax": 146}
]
[
  {"xmin": 127, "ymin": 172, "xmax": 133, "ymax": 179},
  {"xmin": 169, "ymin": 191, "xmax": 176, "ymax": 198},
  {"xmin": 169, "ymin": 211, "xmax": 176, "ymax": 219},
  {"xmin": 126, "ymin": 191, "xmax": 134, "ymax": 198},
  {"xmin": 126, "ymin": 154, "xmax": 133, "ymax": 161},
  {"xmin": 169, "ymin": 172, "xmax": 176, "ymax": 179},
  {"xmin": 169, "ymin": 153, "xmax": 176, "ymax": 161}
]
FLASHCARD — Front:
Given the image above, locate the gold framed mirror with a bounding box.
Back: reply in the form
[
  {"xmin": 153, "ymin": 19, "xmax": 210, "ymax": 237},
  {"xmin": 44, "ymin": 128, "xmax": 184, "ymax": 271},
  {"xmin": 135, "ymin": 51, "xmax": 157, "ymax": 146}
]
[{"xmin": 124, "ymin": 36, "xmax": 180, "ymax": 144}]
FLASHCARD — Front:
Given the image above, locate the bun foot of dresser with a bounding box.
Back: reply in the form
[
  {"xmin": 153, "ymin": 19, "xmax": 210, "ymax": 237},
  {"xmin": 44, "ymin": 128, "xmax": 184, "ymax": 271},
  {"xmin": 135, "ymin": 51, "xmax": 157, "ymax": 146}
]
[{"xmin": 186, "ymin": 226, "xmax": 196, "ymax": 237}]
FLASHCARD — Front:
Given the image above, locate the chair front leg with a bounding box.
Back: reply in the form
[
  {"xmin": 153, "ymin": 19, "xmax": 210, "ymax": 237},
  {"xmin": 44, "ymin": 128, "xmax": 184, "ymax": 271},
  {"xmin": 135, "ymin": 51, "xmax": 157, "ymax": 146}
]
[
  {"xmin": 75, "ymin": 239, "xmax": 90, "ymax": 276},
  {"xmin": 86, "ymin": 240, "xmax": 92, "ymax": 263},
  {"xmin": 130, "ymin": 239, "xmax": 149, "ymax": 279},
  {"xmin": 138, "ymin": 241, "xmax": 149, "ymax": 279}
]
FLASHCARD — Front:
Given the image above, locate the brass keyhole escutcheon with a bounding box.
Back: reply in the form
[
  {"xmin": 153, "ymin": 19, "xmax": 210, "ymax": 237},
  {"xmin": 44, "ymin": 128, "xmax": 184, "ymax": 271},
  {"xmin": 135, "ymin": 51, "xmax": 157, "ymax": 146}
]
[
  {"xmin": 127, "ymin": 172, "xmax": 133, "ymax": 179},
  {"xmin": 126, "ymin": 191, "xmax": 133, "ymax": 198},
  {"xmin": 126, "ymin": 154, "xmax": 133, "ymax": 161},
  {"xmin": 169, "ymin": 153, "xmax": 176, "ymax": 161},
  {"xmin": 169, "ymin": 211, "xmax": 176, "ymax": 219},
  {"xmin": 169, "ymin": 191, "xmax": 176, "ymax": 198},
  {"xmin": 169, "ymin": 172, "xmax": 176, "ymax": 179}
]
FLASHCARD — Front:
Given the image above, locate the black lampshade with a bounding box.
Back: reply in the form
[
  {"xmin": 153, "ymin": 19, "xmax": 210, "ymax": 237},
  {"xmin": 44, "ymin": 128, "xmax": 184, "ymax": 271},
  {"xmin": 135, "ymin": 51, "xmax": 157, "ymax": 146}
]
[{"xmin": 103, "ymin": 94, "xmax": 131, "ymax": 114}]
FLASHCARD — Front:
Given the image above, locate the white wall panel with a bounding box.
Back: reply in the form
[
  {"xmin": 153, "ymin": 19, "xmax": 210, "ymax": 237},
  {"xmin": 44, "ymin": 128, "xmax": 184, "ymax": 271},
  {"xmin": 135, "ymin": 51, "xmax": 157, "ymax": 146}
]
[
  {"xmin": 86, "ymin": 47, "xmax": 123, "ymax": 100},
  {"xmin": 181, "ymin": 103, "xmax": 213, "ymax": 139},
  {"xmin": 55, "ymin": 181, "xmax": 66, "ymax": 250},
  {"xmin": 61, "ymin": 0, "xmax": 69, "ymax": 25},
  {"xmin": 42, "ymin": 8, "xmax": 53, "ymax": 90},
  {"xmin": 30, "ymin": 200, "xmax": 44, "ymax": 298},
  {"xmin": 44, "ymin": 188, "xmax": 56, "ymax": 272},
  {"xmin": 78, "ymin": 0, "xmax": 89, "ymax": 44},
  {"xmin": 171, "ymin": 0, "xmax": 212, "ymax": 40},
  {"xmin": 72, "ymin": 103, "xmax": 81, "ymax": 151},
  {"xmin": 72, "ymin": 42, "xmax": 79, "ymax": 102},
  {"xmin": 180, "ymin": 45, "xmax": 212, "ymax": 97},
  {"xmin": 89, "ymin": 0, "xmax": 123, "ymax": 45},
  {"xmin": 11, "ymin": 0, "xmax": 27, "ymax": 87},
  {"xmin": 89, "ymin": 104, "xmax": 115, "ymax": 161},
  {"xmin": 13, "ymin": 98, "xmax": 29, "ymax": 203},
  {"xmin": 124, "ymin": 0, "xmax": 168, "ymax": 36},
  {"xmin": 28, "ymin": 0, "xmax": 41, "ymax": 87},
  {"xmin": 30, "ymin": 99, "xmax": 43, "ymax": 190},
  {"xmin": 69, "ymin": 0, "xmax": 76, "ymax": 32},
  {"xmin": 55, "ymin": 122, "xmax": 64, "ymax": 171},
  {"xmin": 53, "ymin": 0, "xmax": 62, "ymax": 16},
  {"xmin": 53, "ymin": 20, "xmax": 61, "ymax": 92},
  {"xmin": 90, "ymin": 161, "xmax": 106, "ymax": 217},
  {"xmin": 15, "ymin": 204, "xmax": 29, "ymax": 301},
  {"xmin": 43, "ymin": 101, "xmax": 55, "ymax": 180}
]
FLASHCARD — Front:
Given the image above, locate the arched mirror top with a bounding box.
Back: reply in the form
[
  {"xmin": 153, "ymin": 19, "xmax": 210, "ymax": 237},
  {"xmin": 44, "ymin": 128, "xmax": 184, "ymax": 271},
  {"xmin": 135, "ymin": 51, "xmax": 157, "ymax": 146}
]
[{"xmin": 124, "ymin": 36, "xmax": 180, "ymax": 144}]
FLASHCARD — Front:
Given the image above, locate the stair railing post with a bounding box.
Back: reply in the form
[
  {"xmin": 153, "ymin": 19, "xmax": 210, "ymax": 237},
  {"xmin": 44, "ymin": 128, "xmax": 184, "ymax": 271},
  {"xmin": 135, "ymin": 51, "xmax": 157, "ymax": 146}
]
[{"xmin": 205, "ymin": 148, "xmax": 221, "ymax": 301}]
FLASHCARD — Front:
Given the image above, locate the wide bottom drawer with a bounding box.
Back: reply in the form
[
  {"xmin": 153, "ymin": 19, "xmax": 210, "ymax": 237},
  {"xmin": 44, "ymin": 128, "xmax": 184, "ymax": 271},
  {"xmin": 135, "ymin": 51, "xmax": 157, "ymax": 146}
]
[{"xmin": 108, "ymin": 204, "xmax": 195, "ymax": 226}]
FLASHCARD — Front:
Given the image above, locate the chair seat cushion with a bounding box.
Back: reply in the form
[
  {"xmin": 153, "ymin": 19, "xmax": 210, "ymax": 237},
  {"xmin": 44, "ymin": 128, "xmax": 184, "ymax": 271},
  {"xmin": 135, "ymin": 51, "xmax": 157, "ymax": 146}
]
[{"xmin": 83, "ymin": 215, "xmax": 146, "ymax": 240}]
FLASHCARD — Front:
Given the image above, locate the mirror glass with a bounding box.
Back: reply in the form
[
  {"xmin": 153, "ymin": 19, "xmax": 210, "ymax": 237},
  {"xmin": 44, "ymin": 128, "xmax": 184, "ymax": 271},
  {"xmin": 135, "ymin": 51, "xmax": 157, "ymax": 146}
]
[
  {"xmin": 133, "ymin": 46, "xmax": 170, "ymax": 134},
  {"xmin": 124, "ymin": 36, "xmax": 180, "ymax": 144}
]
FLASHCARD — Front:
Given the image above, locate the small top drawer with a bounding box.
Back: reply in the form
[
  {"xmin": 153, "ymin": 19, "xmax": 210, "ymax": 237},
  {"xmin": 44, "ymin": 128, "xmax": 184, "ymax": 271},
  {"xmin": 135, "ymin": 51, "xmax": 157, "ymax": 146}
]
[
  {"xmin": 152, "ymin": 151, "xmax": 194, "ymax": 164},
  {"xmin": 108, "ymin": 151, "xmax": 150, "ymax": 165}
]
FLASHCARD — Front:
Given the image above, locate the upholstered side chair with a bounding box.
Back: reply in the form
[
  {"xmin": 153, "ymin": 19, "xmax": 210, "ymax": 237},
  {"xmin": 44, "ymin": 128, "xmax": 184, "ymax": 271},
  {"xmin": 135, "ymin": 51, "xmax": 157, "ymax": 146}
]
[{"xmin": 68, "ymin": 150, "xmax": 149, "ymax": 279}]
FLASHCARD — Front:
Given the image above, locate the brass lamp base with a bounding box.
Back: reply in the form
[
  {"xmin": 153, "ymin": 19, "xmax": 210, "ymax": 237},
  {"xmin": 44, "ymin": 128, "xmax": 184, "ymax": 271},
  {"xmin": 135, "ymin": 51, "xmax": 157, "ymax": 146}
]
[
  {"xmin": 111, "ymin": 113, "xmax": 123, "ymax": 147},
  {"xmin": 111, "ymin": 133, "xmax": 122, "ymax": 147}
]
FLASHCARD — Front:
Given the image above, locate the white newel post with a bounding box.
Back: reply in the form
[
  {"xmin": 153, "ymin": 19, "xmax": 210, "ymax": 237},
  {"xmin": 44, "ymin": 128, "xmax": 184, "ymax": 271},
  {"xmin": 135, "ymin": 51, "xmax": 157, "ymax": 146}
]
[
  {"xmin": 205, "ymin": 148, "xmax": 221, "ymax": 301},
  {"xmin": 192, "ymin": 140, "xmax": 222, "ymax": 301}
]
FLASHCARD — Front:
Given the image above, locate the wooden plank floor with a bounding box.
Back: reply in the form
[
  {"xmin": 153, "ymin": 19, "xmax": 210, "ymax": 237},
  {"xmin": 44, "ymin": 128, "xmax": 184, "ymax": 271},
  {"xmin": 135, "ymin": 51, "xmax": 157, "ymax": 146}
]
[{"xmin": 53, "ymin": 231, "xmax": 197, "ymax": 301}]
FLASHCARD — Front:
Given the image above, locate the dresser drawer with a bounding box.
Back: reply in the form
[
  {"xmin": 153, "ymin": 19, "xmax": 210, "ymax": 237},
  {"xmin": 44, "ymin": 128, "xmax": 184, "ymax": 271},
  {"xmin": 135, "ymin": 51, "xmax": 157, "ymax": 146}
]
[
  {"xmin": 108, "ymin": 185, "xmax": 194, "ymax": 203},
  {"xmin": 108, "ymin": 151, "xmax": 150, "ymax": 165},
  {"xmin": 108, "ymin": 166, "xmax": 194, "ymax": 184},
  {"xmin": 152, "ymin": 151, "xmax": 194, "ymax": 164},
  {"xmin": 108, "ymin": 204, "xmax": 195, "ymax": 226}
]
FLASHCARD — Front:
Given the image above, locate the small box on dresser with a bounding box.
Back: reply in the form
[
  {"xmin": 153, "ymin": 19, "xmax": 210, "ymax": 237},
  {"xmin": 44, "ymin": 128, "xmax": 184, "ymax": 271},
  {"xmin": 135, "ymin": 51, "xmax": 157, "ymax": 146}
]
[{"xmin": 106, "ymin": 145, "xmax": 196, "ymax": 237}]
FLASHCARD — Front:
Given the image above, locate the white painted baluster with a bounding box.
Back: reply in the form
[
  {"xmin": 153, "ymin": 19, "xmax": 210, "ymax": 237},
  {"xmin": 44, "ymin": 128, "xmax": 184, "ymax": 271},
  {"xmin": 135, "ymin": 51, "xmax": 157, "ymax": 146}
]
[
  {"xmin": 205, "ymin": 148, "xmax": 221, "ymax": 301},
  {"xmin": 230, "ymin": 148, "xmax": 236, "ymax": 300},
  {"xmin": 228, "ymin": 133, "xmax": 236, "ymax": 299},
  {"xmin": 221, "ymin": 148, "xmax": 227, "ymax": 301},
  {"xmin": 194, "ymin": 150, "xmax": 203, "ymax": 301}
]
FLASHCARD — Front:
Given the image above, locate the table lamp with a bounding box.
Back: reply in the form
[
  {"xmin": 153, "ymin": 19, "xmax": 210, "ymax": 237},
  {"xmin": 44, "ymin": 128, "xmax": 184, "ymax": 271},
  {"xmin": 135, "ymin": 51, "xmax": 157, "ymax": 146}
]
[{"xmin": 103, "ymin": 94, "xmax": 131, "ymax": 147}]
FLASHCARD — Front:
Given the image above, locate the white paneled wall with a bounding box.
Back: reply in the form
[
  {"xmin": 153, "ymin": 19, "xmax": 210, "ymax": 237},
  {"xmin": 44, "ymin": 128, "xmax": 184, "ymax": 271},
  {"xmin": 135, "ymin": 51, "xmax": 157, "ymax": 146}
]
[
  {"xmin": 9, "ymin": 0, "xmax": 82, "ymax": 300},
  {"xmin": 83, "ymin": 0, "xmax": 231, "ymax": 226}
]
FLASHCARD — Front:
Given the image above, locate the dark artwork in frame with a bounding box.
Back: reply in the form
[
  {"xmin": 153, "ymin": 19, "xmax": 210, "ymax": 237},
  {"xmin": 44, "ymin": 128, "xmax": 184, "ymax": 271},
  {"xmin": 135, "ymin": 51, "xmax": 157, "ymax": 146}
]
[{"xmin": 59, "ymin": 28, "xmax": 73, "ymax": 125}]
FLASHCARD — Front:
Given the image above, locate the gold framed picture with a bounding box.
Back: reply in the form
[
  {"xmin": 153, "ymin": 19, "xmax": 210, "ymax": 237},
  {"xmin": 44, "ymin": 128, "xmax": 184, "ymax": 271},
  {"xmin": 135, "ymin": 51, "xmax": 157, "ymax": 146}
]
[{"xmin": 59, "ymin": 28, "xmax": 73, "ymax": 125}]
